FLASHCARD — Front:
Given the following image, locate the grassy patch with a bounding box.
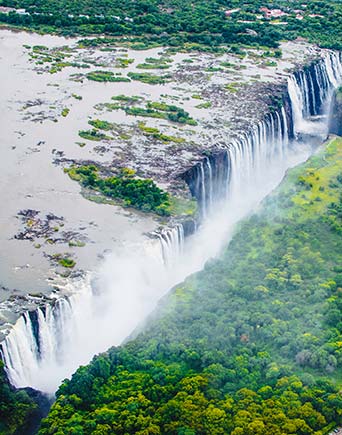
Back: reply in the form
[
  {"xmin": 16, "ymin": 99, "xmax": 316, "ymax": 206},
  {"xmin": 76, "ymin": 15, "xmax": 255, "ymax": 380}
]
[
  {"xmin": 136, "ymin": 57, "xmax": 172, "ymax": 70},
  {"xmin": 94, "ymin": 102, "xmax": 122, "ymax": 111},
  {"xmin": 61, "ymin": 107, "xmax": 70, "ymax": 117},
  {"xmin": 127, "ymin": 102, "xmax": 197, "ymax": 125},
  {"xmin": 168, "ymin": 195, "xmax": 197, "ymax": 217},
  {"xmin": 86, "ymin": 70, "xmax": 131, "ymax": 82},
  {"xmin": 111, "ymin": 94, "xmax": 143, "ymax": 104},
  {"xmin": 95, "ymin": 96, "xmax": 197, "ymax": 125},
  {"xmin": 78, "ymin": 129, "xmax": 111, "ymax": 141},
  {"xmin": 136, "ymin": 63, "xmax": 170, "ymax": 70},
  {"xmin": 127, "ymin": 72, "xmax": 170, "ymax": 84},
  {"xmin": 272, "ymin": 137, "xmax": 342, "ymax": 223},
  {"xmin": 263, "ymin": 60, "xmax": 278, "ymax": 67},
  {"xmin": 115, "ymin": 57, "xmax": 134, "ymax": 68},
  {"xmin": 138, "ymin": 122, "xmax": 185, "ymax": 143},
  {"xmin": 68, "ymin": 240, "xmax": 86, "ymax": 247},
  {"xmin": 88, "ymin": 119, "xmax": 114, "ymax": 131},
  {"xmin": 205, "ymin": 66, "xmax": 223, "ymax": 72},
  {"xmin": 58, "ymin": 257, "xmax": 76, "ymax": 268},
  {"xmin": 195, "ymin": 101, "xmax": 211, "ymax": 109},
  {"xmin": 225, "ymin": 82, "xmax": 242, "ymax": 93}
]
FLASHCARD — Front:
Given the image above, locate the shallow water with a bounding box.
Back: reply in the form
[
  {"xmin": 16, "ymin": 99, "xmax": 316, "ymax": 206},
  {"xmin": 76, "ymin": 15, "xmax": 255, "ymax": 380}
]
[{"xmin": 0, "ymin": 30, "xmax": 162, "ymax": 297}]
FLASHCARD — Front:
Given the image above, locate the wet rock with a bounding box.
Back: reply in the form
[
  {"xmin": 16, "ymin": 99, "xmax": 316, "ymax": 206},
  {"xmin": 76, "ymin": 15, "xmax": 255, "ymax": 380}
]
[
  {"xmin": 46, "ymin": 213, "xmax": 63, "ymax": 221},
  {"xmin": 329, "ymin": 87, "xmax": 342, "ymax": 136},
  {"xmin": 13, "ymin": 211, "xmax": 88, "ymax": 249},
  {"xmin": 18, "ymin": 209, "xmax": 40, "ymax": 219},
  {"xmin": 22, "ymin": 98, "xmax": 45, "ymax": 109}
]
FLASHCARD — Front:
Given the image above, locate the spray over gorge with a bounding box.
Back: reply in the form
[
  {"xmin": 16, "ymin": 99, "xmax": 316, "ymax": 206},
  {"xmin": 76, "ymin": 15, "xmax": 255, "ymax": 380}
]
[
  {"xmin": 2, "ymin": 13, "xmax": 342, "ymax": 434},
  {"xmin": 1, "ymin": 46, "xmax": 341, "ymax": 390}
]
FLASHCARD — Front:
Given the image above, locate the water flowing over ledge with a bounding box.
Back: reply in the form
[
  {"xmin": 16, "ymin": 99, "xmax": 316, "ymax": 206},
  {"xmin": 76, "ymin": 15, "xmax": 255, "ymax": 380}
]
[
  {"xmin": 183, "ymin": 51, "xmax": 342, "ymax": 218},
  {"xmin": 1, "ymin": 50, "xmax": 342, "ymax": 394}
]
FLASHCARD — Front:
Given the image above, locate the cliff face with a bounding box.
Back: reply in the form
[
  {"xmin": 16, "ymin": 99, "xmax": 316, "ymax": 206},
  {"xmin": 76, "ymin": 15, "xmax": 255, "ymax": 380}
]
[{"xmin": 329, "ymin": 87, "xmax": 342, "ymax": 136}]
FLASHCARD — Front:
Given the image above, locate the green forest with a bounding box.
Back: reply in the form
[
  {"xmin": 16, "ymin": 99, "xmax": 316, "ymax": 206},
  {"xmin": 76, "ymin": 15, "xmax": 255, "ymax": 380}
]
[
  {"xmin": 2, "ymin": 0, "xmax": 342, "ymax": 51},
  {"xmin": 0, "ymin": 360, "xmax": 37, "ymax": 435},
  {"xmin": 37, "ymin": 137, "xmax": 342, "ymax": 434}
]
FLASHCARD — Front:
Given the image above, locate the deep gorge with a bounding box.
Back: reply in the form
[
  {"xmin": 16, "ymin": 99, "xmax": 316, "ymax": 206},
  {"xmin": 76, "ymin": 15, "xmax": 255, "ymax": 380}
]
[{"xmin": 1, "ymin": 48, "xmax": 342, "ymax": 429}]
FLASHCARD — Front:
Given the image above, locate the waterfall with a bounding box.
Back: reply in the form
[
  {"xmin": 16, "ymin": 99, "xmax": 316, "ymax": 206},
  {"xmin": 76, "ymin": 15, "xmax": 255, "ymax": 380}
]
[
  {"xmin": 2, "ymin": 49, "xmax": 342, "ymax": 394},
  {"xmin": 1, "ymin": 244, "xmax": 171, "ymax": 393},
  {"xmin": 157, "ymin": 224, "xmax": 185, "ymax": 266},
  {"xmin": 1, "ymin": 298, "xmax": 74, "ymax": 389},
  {"xmin": 287, "ymin": 51, "xmax": 342, "ymax": 136},
  {"xmin": 200, "ymin": 161, "xmax": 207, "ymax": 218},
  {"xmin": 185, "ymin": 107, "xmax": 289, "ymax": 217},
  {"xmin": 184, "ymin": 51, "xmax": 342, "ymax": 217}
]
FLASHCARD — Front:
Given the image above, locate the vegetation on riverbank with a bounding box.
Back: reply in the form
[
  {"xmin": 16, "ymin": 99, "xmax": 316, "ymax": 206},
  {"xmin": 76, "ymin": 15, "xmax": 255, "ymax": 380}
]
[
  {"xmin": 2, "ymin": 0, "xmax": 342, "ymax": 51},
  {"xmin": 39, "ymin": 137, "xmax": 342, "ymax": 434},
  {"xmin": 65, "ymin": 165, "xmax": 172, "ymax": 216},
  {"xmin": 65, "ymin": 164, "xmax": 197, "ymax": 217},
  {"xmin": 78, "ymin": 129, "xmax": 112, "ymax": 141},
  {"xmin": 57, "ymin": 256, "xmax": 76, "ymax": 268},
  {"xmin": 136, "ymin": 56, "xmax": 172, "ymax": 70},
  {"xmin": 95, "ymin": 97, "xmax": 198, "ymax": 126},
  {"xmin": 86, "ymin": 70, "xmax": 131, "ymax": 82},
  {"xmin": 127, "ymin": 71, "xmax": 170, "ymax": 85},
  {"xmin": 137, "ymin": 122, "xmax": 186, "ymax": 143}
]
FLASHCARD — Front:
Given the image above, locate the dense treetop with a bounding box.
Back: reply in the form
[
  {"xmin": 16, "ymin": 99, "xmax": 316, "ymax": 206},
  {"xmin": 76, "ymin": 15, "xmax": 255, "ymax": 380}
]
[
  {"xmin": 38, "ymin": 137, "xmax": 342, "ymax": 434},
  {"xmin": 2, "ymin": 0, "xmax": 342, "ymax": 50},
  {"xmin": 66, "ymin": 165, "xmax": 172, "ymax": 216}
]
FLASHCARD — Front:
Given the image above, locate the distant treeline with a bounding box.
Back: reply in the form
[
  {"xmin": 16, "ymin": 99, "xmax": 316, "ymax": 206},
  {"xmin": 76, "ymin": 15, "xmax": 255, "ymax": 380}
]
[{"xmin": 1, "ymin": 0, "xmax": 342, "ymax": 50}]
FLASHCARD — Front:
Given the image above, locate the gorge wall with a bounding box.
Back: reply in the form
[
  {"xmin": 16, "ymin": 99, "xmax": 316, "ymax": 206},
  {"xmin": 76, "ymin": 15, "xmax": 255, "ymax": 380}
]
[
  {"xmin": 183, "ymin": 51, "xmax": 342, "ymax": 217},
  {"xmin": 329, "ymin": 86, "xmax": 342, "ymax": 136},
  {"xmin": 1, "ymin": 49, "xmax": 342, "ymax": 395}
]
